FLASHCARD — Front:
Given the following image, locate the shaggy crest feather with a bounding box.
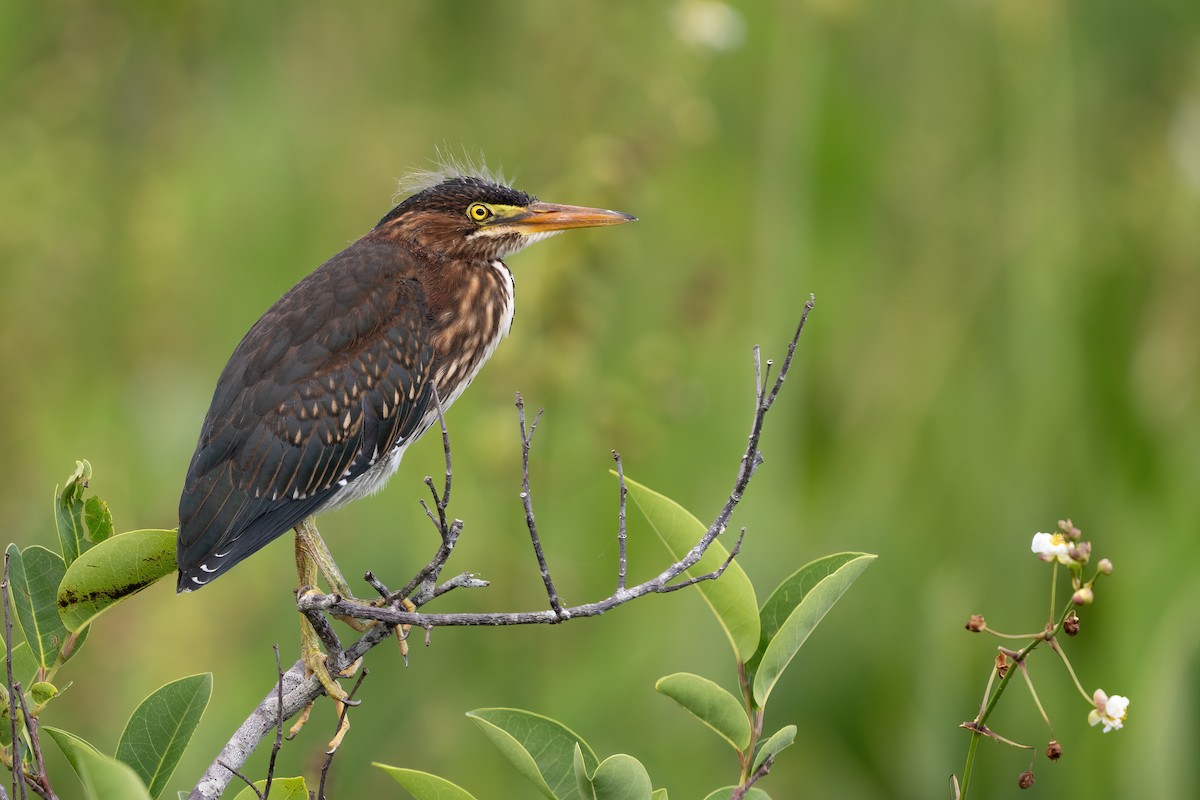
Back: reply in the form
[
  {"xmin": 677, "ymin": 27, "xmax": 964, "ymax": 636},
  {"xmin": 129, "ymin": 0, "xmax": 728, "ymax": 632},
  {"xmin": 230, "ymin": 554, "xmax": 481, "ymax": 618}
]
[{"xmin": 395, "ymin": 147, "xmax": 511, "ymax": 200}]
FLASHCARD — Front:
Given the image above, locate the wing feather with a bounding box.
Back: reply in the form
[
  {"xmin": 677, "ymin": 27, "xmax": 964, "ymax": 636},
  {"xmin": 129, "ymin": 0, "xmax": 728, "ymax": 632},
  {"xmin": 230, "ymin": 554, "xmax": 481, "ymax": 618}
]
[{"xmin": 177, "ymin": 240, "xmax": 434, "ymax": 590}]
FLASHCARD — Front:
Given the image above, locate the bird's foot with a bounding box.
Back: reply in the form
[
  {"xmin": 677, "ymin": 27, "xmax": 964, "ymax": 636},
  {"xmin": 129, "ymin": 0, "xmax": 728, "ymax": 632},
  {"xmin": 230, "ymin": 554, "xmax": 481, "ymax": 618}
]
[
  {"xmin": 294, "ymin": 592, "xmax": 363, "ymax": 748},
  {"xmin": 291, "ymin": 620, "xmax": 363, "ymax": 750},
  {"xmin": 395, "ymin": 596, "xmax": 416, "ymax": 664}
]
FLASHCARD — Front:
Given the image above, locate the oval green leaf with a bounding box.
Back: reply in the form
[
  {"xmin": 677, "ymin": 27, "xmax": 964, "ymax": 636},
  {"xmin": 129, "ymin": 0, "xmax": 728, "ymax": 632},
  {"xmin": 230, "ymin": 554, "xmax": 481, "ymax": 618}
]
[
  {"xmin": 45, "ymin": 725, "xmax": 103, "ymax": 773},
  {"xmin": 376, "ymin": 765, "xmax": 479, "ymax": 800},
  {"xmin": 45, "ymin": 726, "xmax": 152, "ymax": 800},
  {"xmin": 621, "ymin": 475, "xmax": 759, "ymax": 661},
  {"xmin": 57, "ymin": 529, "xmax": 177, "ymax": 632},
  {"xmin": 752, "ymin": 553, "xmax": 876, "ymax": 706},
  {"xmin": 655, "ymin": 673, "xmax": 750, "ymax": 751},
  {"xmin": 467, "ymin": 708, "xmax": 598, "ymax": 800},
  {"xmin": 752, "ymin": 725, "xmax": 797, "ymax": 772},
  {"xmin": 231, "ymin": 777, "xmax": 309, "ymax": 800},
  {"xmin": 591, "ymin": 754, "xmax": 653, "ymax": 800},
  {"xmin": 757, "ymin": 553, "xmax": 868, "ymax": 645},
  {"xmin": 116, "ymin": 673, "xmax": 213, "ymax": 799},
  {"xmin": 8, "ymin": 544, "xmax": 69, "ymax": 669},
  {"xmin": 30, "ymin": 681, "xmax": 58, "ymax": 706}
]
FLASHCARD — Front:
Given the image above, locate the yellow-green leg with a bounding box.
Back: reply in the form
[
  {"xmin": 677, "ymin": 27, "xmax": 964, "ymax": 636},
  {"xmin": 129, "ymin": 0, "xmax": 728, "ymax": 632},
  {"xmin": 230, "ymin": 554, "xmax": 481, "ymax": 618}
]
[
  {"xmin": 294, "ymin": 517, "xmax": 367, "ymax": 750},
  {"xmin": 292, "ymin": 516, "xmax": 413, "ymax": 751}
]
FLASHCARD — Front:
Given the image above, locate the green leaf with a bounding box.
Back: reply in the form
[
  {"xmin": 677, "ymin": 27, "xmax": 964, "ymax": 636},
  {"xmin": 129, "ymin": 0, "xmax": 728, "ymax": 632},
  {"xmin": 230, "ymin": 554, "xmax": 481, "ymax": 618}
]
[
  {"xmin": 655, "ymin": 673, "xmax": 750, "ymax": 751},
  {"xmin": 467, "ymin": 708, "xmax": 599, "ymax": 800},
  {"xmin": 622, "ymin": 475, "xmax": 759, "ymax": 662},
  {"xmin": 230, "ymin": 777, "xmax": 309, "ymax": 800},
  {"xmin": 57, "ymin": 529, "xmax": 177, "ymax": 632},
  {"xmin": 752, "ymin": 553, "xmax": 875, "ymax": 706},
  {"xmin": 116, "ymin": 673, "xmax": 212, "ymax": 799},
  {"xmin": 45, "ymin": 726, "xmax": 104, "ymax": 775},
  {"xmin": 652, "ymin": 790, "xmax": 669, "ymax": 800},
  {"xmin": 375, "ymin": 765, "xmax": 479, "ymax": 800},
  {"xmin": 591, "ymin": 754, "xmax": 653, "ymax": 800},
  {"xmin": 84, "ymin": 496, "xmax": 114, "ymax": 544},
  {"xmin": 701, "ymin": 788, "xmax": 771, "ymax": 800},
  {"xmin": 46, "ymin": 726, "xmax": 153, "ymax": 800},
  {"xmin": 55, "ymin": 460, "xmax": 92, "ymax": 565},
  {"xmin": 30, "ymin": 681, "xmax": 57, "ymax": 705},
  {"xmin": 752, "ymin": 725, "xmax": 797, "ymax": 772},
  {"xmin": 757, "ymin": 553, "xmax": 868, "ymax": 645},
  {"xmin": 7, "ymin": 544, "xmax": 69, "ymax": 670}
]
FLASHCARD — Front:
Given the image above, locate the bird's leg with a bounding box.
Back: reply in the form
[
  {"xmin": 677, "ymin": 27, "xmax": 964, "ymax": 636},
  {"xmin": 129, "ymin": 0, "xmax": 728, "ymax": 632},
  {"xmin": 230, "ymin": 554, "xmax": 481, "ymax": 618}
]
[
  {"xmin": 293, "ymin": 520, "xmax": 364, "ymax": 750},
  {"xmin": 294, "ymin": 523, "xmax": 354, "ymax": 703},
  {"xmin": 294, "ymin": 517, "xmax": 414, "ymax": 658},
  {"xmin": 295, "ymin": 520, "xmax": 384, "ymax": 623}
]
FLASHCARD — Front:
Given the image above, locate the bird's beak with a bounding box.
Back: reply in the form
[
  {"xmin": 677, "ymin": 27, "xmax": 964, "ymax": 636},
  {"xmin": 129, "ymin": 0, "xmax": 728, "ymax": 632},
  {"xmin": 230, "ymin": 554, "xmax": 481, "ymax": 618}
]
[{"xmin": 506, "ymin": 202, "xmax": 637, "ymax": 233}]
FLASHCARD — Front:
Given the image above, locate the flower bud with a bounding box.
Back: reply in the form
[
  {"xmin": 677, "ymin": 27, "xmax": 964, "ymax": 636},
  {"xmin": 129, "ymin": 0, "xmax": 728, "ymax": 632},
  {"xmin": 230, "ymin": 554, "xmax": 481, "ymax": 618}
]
[
  {"xmin": 1057, "ymin": 519, "xmax": 1081, "ymax": 540},
  {"xmin": 1046, "ymin": 740, "xmax": 1063, "ymax": 761},
  {"xmin": 966, "ymin": 614, "xmax": 986, "ymax": 632},
  {"xmin": 1098, "ymin": 558, "xmax": 1113, "ymax": 575},
  {"xmin": 1063, "ymin": 611, "xmax": 1080, "ymax": 636},
  {"xmin": 1072, "ymin": 587, "xmax": 1094, "ymax": 605},
  {"xmin": 1068, "ymin": 541, "xmax": 1091, "ymax": 564},
  {"xmin": 1018, "ymin": 770, "xmax": 1035, "ymax": 789}
]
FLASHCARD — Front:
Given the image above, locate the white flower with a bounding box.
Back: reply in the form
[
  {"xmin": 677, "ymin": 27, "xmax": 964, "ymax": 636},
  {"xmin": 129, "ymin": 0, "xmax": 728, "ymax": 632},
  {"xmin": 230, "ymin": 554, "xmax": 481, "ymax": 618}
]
[
  {"xmin": 1088, "ymin": 689, "xmax": 1129, "ymax": 733},
  {"xmin": 1031, "ymin": 531, "xmax": 1073, "ymax": 564}
]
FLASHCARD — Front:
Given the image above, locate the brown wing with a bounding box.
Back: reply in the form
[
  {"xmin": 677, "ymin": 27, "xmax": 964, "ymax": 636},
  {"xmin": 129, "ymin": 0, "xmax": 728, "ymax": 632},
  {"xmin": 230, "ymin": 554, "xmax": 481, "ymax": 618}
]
[{"xmin": 177, "ymin": 240, "xmax": 434, "ymax": 590}]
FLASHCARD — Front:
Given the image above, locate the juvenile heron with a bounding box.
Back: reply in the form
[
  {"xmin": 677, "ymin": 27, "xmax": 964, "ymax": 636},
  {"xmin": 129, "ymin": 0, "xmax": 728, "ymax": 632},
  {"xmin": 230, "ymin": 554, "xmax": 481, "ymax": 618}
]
[{"xmin": 176, "ymin": 170, "xmax": 635, "ymax": 702}]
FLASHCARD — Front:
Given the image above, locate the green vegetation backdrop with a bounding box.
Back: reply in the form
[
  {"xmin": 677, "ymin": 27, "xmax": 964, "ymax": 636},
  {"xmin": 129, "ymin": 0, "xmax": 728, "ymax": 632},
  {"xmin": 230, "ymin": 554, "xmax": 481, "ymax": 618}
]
[{"xmin": 2, "ymin": 2, "xmax": 1198, "ymax": 798}]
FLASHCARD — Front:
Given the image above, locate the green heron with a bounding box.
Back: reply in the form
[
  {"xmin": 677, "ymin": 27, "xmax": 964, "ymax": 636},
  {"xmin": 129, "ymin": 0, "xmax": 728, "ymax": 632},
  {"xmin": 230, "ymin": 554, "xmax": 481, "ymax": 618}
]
[{"xmin": 177, "ymin": 171, "xmax": 635, "ymax": 702}]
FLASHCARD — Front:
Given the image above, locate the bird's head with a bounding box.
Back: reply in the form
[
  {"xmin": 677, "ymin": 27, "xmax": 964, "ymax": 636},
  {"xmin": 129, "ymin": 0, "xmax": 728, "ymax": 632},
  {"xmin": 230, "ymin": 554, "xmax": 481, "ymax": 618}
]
[{"xmin": 371, "ymin": 175, "xmax": 636, "ymax": 262}]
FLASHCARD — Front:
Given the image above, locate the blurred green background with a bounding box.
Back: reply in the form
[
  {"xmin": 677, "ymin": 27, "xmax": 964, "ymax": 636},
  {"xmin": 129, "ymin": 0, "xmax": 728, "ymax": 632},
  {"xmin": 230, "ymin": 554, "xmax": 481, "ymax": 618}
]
[{"xmin": 3, "ymin": 1, "xmax": 1199, "ymax": 797}]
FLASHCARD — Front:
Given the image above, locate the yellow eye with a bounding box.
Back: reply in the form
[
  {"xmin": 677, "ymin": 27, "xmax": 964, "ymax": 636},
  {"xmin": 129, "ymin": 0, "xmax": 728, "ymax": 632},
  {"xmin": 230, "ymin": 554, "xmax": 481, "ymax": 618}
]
[{"xmin": 467, "ymin": 203, "xmax": 493, "ymax": 222}]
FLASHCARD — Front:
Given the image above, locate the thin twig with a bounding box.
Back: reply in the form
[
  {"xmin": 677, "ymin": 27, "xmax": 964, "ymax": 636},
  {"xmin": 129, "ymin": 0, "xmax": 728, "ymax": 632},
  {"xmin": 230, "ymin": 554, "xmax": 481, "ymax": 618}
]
[
  {"xmin": 430, "ymin": 386, "xmax": 452, "ymax": 520},
  {"xmin": 11, "ymin": 690, "xmax": 50, "ymax": 800},
  {"xmin": 613, "ymin": 451, "xmax": 627, "ymax": 592},
  {"xmin": 317, "ymin": 670, "xmax": 369, "ymax": 799},
  {"xmin": 660, "ymin": 529, "xmax": 746, "ymax": 592},
  {"xmin": 3, "ymin": 556, "xmax": 26, "ymax": 800},
  {"xmin": 516, "ymin": 394, "xmax": 566, "ymax": 618},
  {"xmin": 217, "ymin": 761, "xmax": 262, "ymax": 799},
  {"xmin": 393, "ymin": 519, "xmax": 463, "ymax": 604},
  {"xmin": 729, "ymin": 754, "xmax": 775, "ymax": 800},
  {"xmin": 260, "ymin": 645, "xmax": 285, "ymax": 800}
]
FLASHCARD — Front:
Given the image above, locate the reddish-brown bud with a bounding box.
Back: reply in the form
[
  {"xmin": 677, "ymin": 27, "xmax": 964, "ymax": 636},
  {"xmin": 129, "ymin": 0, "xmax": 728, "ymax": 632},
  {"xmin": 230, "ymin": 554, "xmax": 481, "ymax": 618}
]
[
  {"xmin": 1063, "ymin": 611, "xmax": 1080, "ymax": 636},
  {"xmin": 1046, "ymin": 740, "xmax": 1063, "ymax": 761},
  {"xmin": 1018, "ymin": 770, "xmax": 1035, "ymax": 789},
  {"xmin": 966, "ymin": 614, "xmax": 986, "ymax": 632}
]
